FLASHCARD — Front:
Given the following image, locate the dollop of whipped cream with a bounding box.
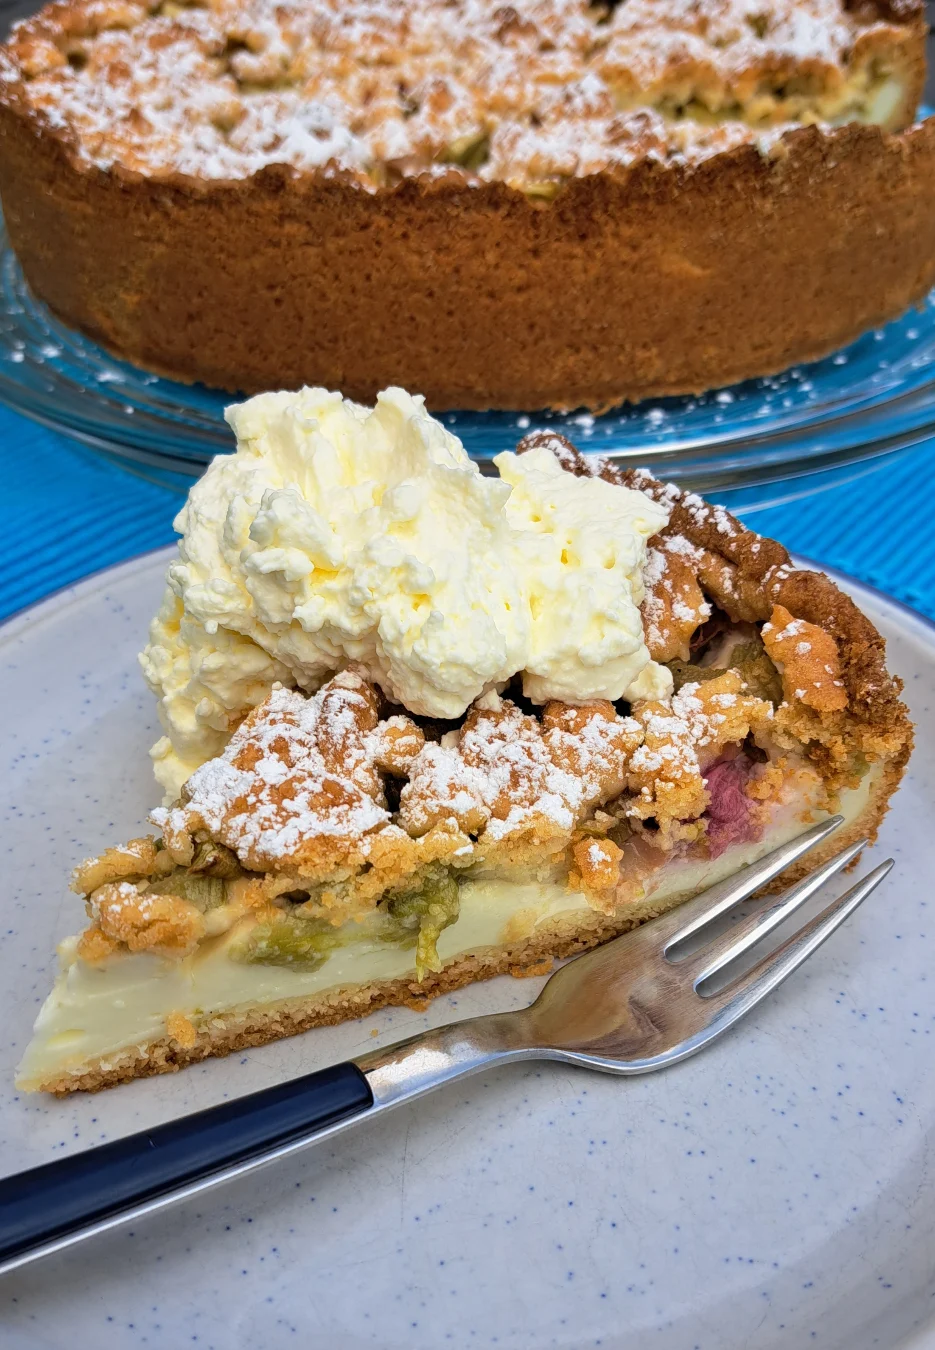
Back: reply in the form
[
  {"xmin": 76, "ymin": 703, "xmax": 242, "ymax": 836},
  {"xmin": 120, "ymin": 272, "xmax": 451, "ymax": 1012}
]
[{"xmin": 141, "ymin": 387, "xmax": 671, "ymax": 797}]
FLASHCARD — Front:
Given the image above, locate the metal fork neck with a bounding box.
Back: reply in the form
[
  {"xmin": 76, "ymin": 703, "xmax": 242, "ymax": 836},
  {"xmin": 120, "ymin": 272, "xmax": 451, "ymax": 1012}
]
[{"xmin": 353, "ymin": 1010, "xmax": 537, "ymax": 1108}]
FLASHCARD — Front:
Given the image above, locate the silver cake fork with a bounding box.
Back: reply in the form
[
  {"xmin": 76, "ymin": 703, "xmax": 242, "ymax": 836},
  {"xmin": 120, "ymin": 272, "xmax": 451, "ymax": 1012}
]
[{"xmin": 0, "ymin": 814, "xmax": 891, "ymax": 1277}]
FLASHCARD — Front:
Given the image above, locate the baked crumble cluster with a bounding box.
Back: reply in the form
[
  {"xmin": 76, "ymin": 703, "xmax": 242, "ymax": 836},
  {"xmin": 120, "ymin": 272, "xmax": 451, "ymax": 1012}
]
[
  {"xmin": 1, "ymin": 0, "xmax": 924, "ymax": 190},
  {"xmin": 70, "ymin": 442, "xmax": 912, "ymax": 980}
]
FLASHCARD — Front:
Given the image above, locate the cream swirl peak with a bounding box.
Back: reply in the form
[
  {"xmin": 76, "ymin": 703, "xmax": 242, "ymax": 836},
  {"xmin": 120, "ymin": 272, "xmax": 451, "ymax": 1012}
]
[{"xmin": 140, "ymin": 387, "xmax": 670, "ymax": 797}]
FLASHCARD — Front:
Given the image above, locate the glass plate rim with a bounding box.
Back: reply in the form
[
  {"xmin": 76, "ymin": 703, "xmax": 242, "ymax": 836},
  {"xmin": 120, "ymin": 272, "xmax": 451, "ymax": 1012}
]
[{"xmin": 2, "ymin": 213, "xmax": 935, "ymax": 495}]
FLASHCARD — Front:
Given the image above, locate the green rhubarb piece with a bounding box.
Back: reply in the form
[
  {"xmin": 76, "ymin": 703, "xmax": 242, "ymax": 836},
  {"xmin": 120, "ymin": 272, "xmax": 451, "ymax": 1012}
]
[
  {"xmin": 231, "ymin": 914, "xmax": 347, "ymax": 971},
  {"xmin": 666, "ymin": 637, "xmax": 782, "ymax": 704},
  {"xmin": 730, "ymin": 641, "xmax": 783, "ymax": 705},
  {"xmin": 188, "ymin": 841, "xmax": 244, "ymax": 879},
  {"xmin": 380, "ymin": 872, "xmax": 460, "ymax": 980},
  {"xmin": 156, "ymin": 871, "xmax": 227, "ymax": 912},
  {"xmin": 664, "ymin": 660, "xmax": 727, "ymax": 692},
  {"xmin": 441, "ymin": 131, "xmax": 490, "ymax": 170}
]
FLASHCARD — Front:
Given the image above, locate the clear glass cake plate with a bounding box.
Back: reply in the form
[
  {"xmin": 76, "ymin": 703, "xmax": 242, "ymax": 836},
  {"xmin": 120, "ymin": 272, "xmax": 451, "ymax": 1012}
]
[{"xmin": 1, "ymin": 213, "xmax": 933, "ymax": 510}]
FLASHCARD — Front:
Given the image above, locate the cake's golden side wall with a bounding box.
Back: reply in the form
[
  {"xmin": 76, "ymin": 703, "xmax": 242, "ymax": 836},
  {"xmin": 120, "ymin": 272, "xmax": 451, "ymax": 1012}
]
[{"xmin": 1, "ymin": 108, "xmax": 934, "ymax": 409}]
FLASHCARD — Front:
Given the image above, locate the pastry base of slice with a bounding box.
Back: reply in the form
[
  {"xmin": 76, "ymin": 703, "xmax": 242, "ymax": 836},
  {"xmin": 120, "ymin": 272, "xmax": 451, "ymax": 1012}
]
[{"xmin": 17, "ymin": 764, "xmax": 891, "ymax": 1095}]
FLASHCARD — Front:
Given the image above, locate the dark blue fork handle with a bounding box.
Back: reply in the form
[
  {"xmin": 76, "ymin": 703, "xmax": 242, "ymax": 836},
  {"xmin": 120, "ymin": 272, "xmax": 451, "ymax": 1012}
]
[{"xmin": 0, "ymin": 1061, "xmax": 372, "ymax": 1270}]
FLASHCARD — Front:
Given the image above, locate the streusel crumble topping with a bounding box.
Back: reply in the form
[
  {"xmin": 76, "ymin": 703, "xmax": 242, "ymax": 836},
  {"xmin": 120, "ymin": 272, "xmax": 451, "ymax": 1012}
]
[{"xmin": 1, "ymin": 0, "xmax": 920, "ymax": 189}]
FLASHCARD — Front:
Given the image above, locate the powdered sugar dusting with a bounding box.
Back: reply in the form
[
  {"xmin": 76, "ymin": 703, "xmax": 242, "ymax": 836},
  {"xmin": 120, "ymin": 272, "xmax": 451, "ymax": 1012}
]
[
  {"xmin": 1, "ymin": 0, "xmax": 908, "ymax": 186},
  {"xmin": 171, "ymin": 674, "xmax": 391, "ymax": 866},
  {"xmin": 88, "ymin": 879, "xmax": 141, "ymax": 923},
  {"xmin": 400, "ymin": 700, "xmax": 641, "ymax": 842},
  {"xmin": 147, "ymin": 647, "xmax": 779, "ymax": 895},
  {"xmin": 640, "ymin": 534, "xmax": 712, "ymax": 657}
]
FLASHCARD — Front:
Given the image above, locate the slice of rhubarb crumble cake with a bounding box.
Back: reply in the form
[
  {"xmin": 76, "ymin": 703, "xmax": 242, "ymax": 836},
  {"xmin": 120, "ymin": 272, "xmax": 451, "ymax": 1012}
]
[{"xmin": 16, "ymin": 392, "xmax": 911, "ymax": 1092}]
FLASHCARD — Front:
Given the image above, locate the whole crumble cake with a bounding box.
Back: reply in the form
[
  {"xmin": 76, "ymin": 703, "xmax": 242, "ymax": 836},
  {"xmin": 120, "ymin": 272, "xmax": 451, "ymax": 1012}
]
[{"xmin": 0, "ymin": 0, "xmax": 933, "ymax": 407}]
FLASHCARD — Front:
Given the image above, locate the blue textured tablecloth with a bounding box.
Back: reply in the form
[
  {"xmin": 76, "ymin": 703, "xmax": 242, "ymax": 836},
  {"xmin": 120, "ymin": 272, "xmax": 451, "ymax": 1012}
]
[{"xmin": 3, "ymin": 404, "xmax": 935, "ymax": 624}]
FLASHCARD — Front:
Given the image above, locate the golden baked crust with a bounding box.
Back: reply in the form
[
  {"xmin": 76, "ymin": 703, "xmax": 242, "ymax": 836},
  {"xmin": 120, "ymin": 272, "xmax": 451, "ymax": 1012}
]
[{"xmin": 0, "ymin": 1, "xmax": 931, "ymax": 407}]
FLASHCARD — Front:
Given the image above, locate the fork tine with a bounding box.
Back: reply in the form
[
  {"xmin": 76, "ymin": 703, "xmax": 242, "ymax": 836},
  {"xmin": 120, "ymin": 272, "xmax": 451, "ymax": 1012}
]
[
  {"xmin": 659, "ymin": 813, "xmax": 844, "ymax": 954},
  {"xmin": 690, "ymin": 860, "xmax": 893, "ymax": 1050},
  {"xmin": 685, "ymin": 837, "xmax": 867, "ymax": 985}
]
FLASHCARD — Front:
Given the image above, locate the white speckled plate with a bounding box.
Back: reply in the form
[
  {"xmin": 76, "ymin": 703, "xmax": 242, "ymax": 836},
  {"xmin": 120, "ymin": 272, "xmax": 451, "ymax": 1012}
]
[{"xmin": 1, "ymin": 549, "xmax": 934, "ymax": 1350}]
